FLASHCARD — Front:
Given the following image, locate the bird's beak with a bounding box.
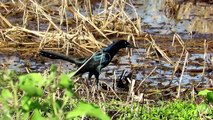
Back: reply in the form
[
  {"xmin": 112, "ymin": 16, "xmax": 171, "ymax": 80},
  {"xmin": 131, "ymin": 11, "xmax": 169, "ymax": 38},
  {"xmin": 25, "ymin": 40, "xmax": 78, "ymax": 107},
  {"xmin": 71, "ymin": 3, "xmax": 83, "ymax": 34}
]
[{"xmin": 127, "ymin": 44, "xmax": 138, "ymax": 49}]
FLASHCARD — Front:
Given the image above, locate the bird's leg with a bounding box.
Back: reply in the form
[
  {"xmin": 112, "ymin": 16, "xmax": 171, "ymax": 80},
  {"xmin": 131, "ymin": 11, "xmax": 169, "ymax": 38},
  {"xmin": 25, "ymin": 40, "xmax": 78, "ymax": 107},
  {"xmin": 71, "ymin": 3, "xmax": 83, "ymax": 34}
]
[
  {"xmin": 94, "ymin": 70, "xmax": 100, "ymax": 89},
  {"xmin": 87, "ymin": 72, "xmax": 93, "ymax": 86}
]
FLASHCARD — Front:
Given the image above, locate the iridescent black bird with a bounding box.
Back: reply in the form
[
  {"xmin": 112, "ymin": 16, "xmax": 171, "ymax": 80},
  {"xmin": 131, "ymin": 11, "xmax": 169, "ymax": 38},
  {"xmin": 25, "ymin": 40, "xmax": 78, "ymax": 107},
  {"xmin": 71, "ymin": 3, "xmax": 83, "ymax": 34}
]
[{"xmin": 40, "ymin": 40, "xmax": 136, "ymax": 86}]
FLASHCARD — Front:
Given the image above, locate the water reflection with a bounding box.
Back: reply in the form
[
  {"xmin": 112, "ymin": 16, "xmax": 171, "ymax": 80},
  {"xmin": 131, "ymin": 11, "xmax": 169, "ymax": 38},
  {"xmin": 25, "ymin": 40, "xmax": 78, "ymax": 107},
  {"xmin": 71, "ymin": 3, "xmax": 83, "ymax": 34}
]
[
  {"xmin": 0, "ymin": 51, "xmax": 211, "ymax": 86},
  {"xmin": 129, "ymin": 0, "xmax": 213, "ymax": 37}
]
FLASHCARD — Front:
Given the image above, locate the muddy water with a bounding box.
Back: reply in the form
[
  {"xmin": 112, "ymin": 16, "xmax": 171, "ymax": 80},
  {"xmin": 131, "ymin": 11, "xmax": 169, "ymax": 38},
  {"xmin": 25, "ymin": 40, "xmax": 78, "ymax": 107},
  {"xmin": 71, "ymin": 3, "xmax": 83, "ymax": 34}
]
[
  {"xmin": 131, "ymin": 0, "xmax": 213, "ymax": 37},
  {"xmin": 1, "ymin": 0, "xmax": 213, "ymax": 87},
  {"xmin": 0, "ymin": 47, "xmax": 212, "ymax": 87}
]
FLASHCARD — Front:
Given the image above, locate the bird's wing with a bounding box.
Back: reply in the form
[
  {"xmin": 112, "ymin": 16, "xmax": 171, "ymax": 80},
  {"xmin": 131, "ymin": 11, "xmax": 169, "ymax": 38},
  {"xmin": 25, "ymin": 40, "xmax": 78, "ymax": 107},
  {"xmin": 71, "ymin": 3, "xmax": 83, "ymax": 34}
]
[
  {"xmin": 93, "ymin": 51, "xmax": 111, "ymax": 65},
  {"xmin": 74, "ymin": 51, "xmax": 111, "ymax": 75},
  {"xmin": 92, "ymin": 51, "xmax": 111, "ymax": 73}
]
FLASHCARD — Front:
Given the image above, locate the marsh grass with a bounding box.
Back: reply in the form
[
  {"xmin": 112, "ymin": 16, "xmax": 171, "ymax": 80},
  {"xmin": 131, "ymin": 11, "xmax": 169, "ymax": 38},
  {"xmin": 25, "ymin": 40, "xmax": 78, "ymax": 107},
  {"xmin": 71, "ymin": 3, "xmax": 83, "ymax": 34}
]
[{"xmin": 0, "ymin": 0, "xmax": 142, "ymax": 56}]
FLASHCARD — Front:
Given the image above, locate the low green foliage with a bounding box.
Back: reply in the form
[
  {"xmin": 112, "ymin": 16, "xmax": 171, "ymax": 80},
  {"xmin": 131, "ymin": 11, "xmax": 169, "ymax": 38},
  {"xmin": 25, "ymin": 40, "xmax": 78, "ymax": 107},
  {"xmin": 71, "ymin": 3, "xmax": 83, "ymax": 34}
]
[
  {"xmin": 0, "ymin": 65, "xmax": 212, "ymax": 119},
  {"xmin": 207, "ymin": 92, "xmax": 213, "ymax": 103},
  {"xmin": 198, "ymin": 89, "xmax": 213, "ymax": 103},
  {"xmin": 105, "ymin": 100, "xmax": 199, "ymax": 119},
  {"xmin": 66, "ymin": 101, "xmax": 110, "ymax": 120},
  {"xmin": 197, "ymin": 89, "xmax": 213, "ymax": 119},
  {"xmin": 0, "ymin": 65, "xmax": 109, "ymax": 119},
  {"xmin": 19, "ymin": 73, "xmax": 44, "ymax": 97}
]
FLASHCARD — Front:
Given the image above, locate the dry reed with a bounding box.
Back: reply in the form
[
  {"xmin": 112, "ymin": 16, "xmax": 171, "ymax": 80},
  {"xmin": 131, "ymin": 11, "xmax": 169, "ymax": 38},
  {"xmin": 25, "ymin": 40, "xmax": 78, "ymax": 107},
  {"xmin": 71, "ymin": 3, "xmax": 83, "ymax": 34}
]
[{"xmin": 0, "ymin": 0, "xmax": 142, "ymax": 56}]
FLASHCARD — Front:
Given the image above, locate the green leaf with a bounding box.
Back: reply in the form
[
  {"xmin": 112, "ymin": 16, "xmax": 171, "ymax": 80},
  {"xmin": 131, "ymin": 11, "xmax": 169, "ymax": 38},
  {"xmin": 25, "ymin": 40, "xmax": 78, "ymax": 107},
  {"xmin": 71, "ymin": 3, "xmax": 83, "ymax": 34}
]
[
  {"xmin": 19, "ymin": 82, "xmax": 43, "ymax": 97},
  {"xmin": 68, "ymin": 71, "xmax": 77, "ymax": 78},
  {"xmin": 59, "ymin": 74, "xmax": 71, "ymax": 89},
  {"xmin": 198, "ymin": 103, "xmax": 208, "ymax": 112},
  {"xmin": 66, "ymin": 101, "xmax": 110, "ymax": 120},
  {"xmin": 55, "ymin": 100, "xmax": 63, "ymax": 109},
  {"xmin": 198, "ymin": 89, "xmax": 212, "ymax": 96},
  {"xmin": 206, "ymin": 92, "xmax": 213, "ymax": 103},
  {"xmin": 22, "ymin": 112, "xmax": 30, "ymax": 120},
  {"xmin": 50, "ymin": 64, "xmax": 57, "ymax": 73},
  {"xmin": 21, "ymin": 96, "xmax": 31, "ymax": 111},
  {"xmin": 64, "ymin": 90, "xmax": 74, "ymax": 98},
  {"xmin": 48, "ymin": 65, "xmax": 57, "ymax": 82},
  {"xmin": 19, "ymin": 73, "xmax": 44, "ymax": 97},
  {"xmin": 19, "ymin": 73, "xmax": 44, "ymax": 86},
  {"xmin": 31, "ymin": 109, "xmax": 45, "ymax": 120},
  {"xmin": 1, "ymin": 89, "xmax": 13, "ymax": 100}
]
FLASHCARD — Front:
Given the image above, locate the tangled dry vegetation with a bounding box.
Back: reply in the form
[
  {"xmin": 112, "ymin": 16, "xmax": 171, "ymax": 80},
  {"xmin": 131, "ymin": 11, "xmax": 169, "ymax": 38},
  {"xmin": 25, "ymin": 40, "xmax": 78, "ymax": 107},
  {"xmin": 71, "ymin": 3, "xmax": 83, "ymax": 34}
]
[{"xmin": 0, "ymin": 0, "xmax": 143, "ymax": 57}]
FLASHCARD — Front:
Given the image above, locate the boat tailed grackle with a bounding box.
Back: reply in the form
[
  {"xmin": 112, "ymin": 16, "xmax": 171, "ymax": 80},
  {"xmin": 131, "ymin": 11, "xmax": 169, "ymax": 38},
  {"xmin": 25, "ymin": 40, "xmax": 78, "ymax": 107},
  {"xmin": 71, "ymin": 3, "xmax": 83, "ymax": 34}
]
[{"xmin": 40, "ymin": 40, "xmax": 136, "ymax": 86}]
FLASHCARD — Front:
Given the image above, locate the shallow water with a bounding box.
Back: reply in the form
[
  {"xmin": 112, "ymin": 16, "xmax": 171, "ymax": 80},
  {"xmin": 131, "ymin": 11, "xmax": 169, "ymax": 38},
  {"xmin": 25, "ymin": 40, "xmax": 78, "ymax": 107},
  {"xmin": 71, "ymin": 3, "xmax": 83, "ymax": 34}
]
[
  {"xmin": 0, "ymin": 48, "xmax": 212, "ymax": 87},
  {"xmin": 93, "ymin": 0, "xmax": 213, "ymax": 38},
  {"xmin": 137, "ymin": 0, "xmax": 213, "ymax": 35}
]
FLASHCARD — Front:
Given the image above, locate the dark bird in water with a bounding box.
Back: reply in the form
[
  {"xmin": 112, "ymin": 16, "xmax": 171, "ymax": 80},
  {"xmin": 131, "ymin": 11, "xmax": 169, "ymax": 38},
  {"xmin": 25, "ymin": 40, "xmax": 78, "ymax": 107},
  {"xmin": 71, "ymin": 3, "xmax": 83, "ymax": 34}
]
[{"xmin": 40, "ymin": 40, "xmax": 136, "ymax": 86}]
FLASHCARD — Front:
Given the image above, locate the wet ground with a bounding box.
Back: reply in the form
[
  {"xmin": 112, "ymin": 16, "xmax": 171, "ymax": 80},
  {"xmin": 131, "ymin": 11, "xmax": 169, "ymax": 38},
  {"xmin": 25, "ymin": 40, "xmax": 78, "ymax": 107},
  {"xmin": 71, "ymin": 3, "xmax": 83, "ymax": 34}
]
[
  {"xmin": 0, "ymin": 0, "xmax": 213, "ymax": 90},
  {"xmin": 0, "ymin": 38, "xmax": 212, "ymax": 88}
]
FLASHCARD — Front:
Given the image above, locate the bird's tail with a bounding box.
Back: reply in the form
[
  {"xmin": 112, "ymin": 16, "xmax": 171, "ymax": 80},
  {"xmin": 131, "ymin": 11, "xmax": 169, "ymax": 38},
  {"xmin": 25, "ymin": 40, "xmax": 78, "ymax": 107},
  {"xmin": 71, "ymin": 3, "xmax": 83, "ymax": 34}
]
[{"xmin": 39, "ymin": 50, "xmax": 84, "ymax": 66}]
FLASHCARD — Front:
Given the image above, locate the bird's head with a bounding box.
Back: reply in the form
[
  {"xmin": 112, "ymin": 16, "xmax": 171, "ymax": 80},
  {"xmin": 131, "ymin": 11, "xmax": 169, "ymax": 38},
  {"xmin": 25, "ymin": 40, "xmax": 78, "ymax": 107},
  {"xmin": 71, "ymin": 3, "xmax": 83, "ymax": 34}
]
[
  {"xmin": 114, "ymin": 40, "xmax": 137, "ymax": 48},
  {"xmin": 103, "ymin": 40, "xmax": 137, "ymax": 54}
]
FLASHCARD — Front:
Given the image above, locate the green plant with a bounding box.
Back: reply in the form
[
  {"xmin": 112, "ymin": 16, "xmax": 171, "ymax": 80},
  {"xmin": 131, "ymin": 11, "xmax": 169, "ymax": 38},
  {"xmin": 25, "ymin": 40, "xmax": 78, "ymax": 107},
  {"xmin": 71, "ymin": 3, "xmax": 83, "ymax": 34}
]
[
  {"xmin": 198, "ymin": 89, "xmax": 213, "ymax": 103},
  {"xmin": 0, "ymin": 65, "xmax": 110, "ymax": 120},
  {"xmin": 105, "ymin": 100, "xmax": 198, "ymax": 119},
  {"xmin": 198, "ymin": 89, "xmax": 213, "ymax": 119}
]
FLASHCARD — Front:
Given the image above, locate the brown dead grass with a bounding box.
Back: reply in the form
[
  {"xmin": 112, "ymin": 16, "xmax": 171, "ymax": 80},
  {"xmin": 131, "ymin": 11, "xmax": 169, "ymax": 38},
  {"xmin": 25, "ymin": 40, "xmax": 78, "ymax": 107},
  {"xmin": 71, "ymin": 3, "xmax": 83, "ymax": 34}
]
[{"xmin": 0, "ymin": 0, "xmax": 144, "ymax": 57}]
